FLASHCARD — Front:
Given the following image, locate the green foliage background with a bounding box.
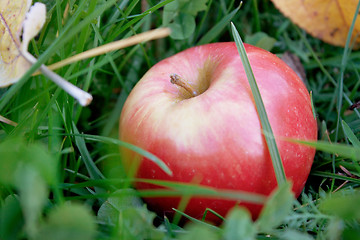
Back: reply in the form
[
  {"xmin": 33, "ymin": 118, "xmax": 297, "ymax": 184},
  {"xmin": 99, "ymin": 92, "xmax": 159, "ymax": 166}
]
[{"xmin": 1, "ymin": 0, "xmax": 360, "ymax": 239}]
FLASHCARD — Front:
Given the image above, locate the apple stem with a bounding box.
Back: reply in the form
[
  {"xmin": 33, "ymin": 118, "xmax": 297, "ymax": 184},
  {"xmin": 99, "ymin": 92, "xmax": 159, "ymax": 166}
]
[{"xmin": 170, "ymin": 74, "xmax": 198, "ymax": 97}]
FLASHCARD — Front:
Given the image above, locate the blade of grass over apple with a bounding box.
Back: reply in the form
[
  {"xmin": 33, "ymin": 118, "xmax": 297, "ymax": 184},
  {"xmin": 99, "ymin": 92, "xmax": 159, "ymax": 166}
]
[
  {"xmin": 231, "ymin": 22, "xmax": 286, "ymax": 185},
  {"xmin": 60, "ymin": 178, "xmax": 267, "ymax": 204},
  {"xmin": 202, "ymin": 208, "xmax": 225, "ymax": 222},
  {"xmin": 136, "ymin": 179, "xmax": 266, "ymax": 204},
  {"xmin": 172, "ymin": 190, "xmax": 192, "ymax": 226},
  {"xmin": 172, "ymin": 208, "xmax": 221, "ymax": 230},
  {"xmin": 78, "ymin": 134, "xmax": 173, "ymax": 176}
]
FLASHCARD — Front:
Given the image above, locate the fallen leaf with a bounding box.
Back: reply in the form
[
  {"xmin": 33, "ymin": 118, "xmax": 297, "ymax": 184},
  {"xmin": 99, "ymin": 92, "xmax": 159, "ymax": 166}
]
[
  {"xmin": 271, "ymin": 0, "xmax": 360, "ymax": 49},
  {"xmin": 281, "ymin": 51, "xmax": 306, "ymax": 84},
  {"xmin": 349, "ymin": 101, "xmax": 360, "ymax": 110},
  {"xmin": 1, "ymin": 1, "xmax": 171, "ymax": 106},
  {"xmin": 0, "ymin": 0, "xmax": 32, "ymax": 87},
  {"xmin": 22, "ymin": 2, "xmax": 46, "ymax": 54},
  {"xmin": 0, "ymin": 0, "xmax": 93, "ymax": 106}
]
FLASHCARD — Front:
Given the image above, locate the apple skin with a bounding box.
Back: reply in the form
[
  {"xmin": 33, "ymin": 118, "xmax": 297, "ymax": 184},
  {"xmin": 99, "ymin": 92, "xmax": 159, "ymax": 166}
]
[{"xmin": 119, "ymin": 42, "xmax": 317, "ymax": 223}]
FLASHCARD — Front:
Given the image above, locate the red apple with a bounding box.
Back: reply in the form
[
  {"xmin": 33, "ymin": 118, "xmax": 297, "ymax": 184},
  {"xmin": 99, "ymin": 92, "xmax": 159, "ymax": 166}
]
[{"xmin": 119, "ymin": 42, "xmax": 317, "ymax": 223}]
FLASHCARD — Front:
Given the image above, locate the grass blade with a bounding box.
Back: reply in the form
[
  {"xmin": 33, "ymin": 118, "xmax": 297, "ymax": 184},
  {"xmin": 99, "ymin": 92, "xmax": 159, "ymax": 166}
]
[
  {"xmin": 342, "ymin": 120, "xmax": 360, "ymax": 148},
  {"xmin": 197, "ymin": 4, "xmax": 241, "ymax": 45},
  {"xmin": 72, "ymin": 124, "xmax": 105, "ymax": 180},
  {"xmin": 172, "ymin": 208, "xmax": 221, "ymax": 230},
  {"xmin": 334, "ymin": 0, "xmax": 360, "ymax": 169},
  {"xmin": 290, "ymin": 139, "xmax": 360, "ymax": 161},
  {"xmin": 79, "ymin": 134, "xmax": 173, "ymax": 176},
  {"xmin": 231, "ymin": 22, "xmax": 286, "ymax": 185},
  {"xmin": 312, "ymin": 171, "xmax": 360, "ymax": 185},
  {"xmin": 61, "ymin": 178, "xmax": 267, "ymax": 204}
]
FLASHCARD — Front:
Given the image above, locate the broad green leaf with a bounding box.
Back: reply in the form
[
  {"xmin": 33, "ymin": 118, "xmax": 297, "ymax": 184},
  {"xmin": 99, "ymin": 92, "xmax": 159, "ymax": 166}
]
[
  {"xmin": 0, "ymin": 137, "xmax": 56, "ymax": 186},
  {"xmin": 36, "ymin": 203, "xmax": 97, "ymax": 240},
  {"xmin": 324, "ymin": 218, "xmax": 344, "ymax": 240},
  {"xmin": 256, "ymin": 182, "xmax": 294, "ymax": 232},
  {"xmin": 16, "ymin": 167, "xmax": 48, "ymax": 238},
  {"xmin": 163, "ymin": 0, "xmax": 209, "ymax": 40},
  {"xmin": 343, "ymin": 225, "xmax": 360, "ymax": 240},
  {"xmin": 163, "ymin": 0, "xmax": 180, "ymax": 25},
  {"xmin": 0, "ymin": 138, "xmax": 57, "ymax": 237},
  {"xmin": 223, "ymin": 207, "xmax": 256, "ymax": 240},
  {"xmin": 97, "ymin": 189, "xmax": 142, "ymax": 225},
  {"xmin": 0, "ymin": 195, "xmax": 24, "ymax": 240},
  {"xmin": 279, "ymin": 229, "xmax": 314, "ymax": 240},
  {"xmin": 319, "ymin": 192, "xmax": 360, "ymax": 220},
  {"xmin": 169, "ymin": 13, "xmax": 195, "ymax": 40},
  {"xmin": 245, "ymin": 32, "xmax": 277, "ymax": 51},
  {"xmin": 119, "ymin": 206, "xmax": 164, "ymax": 240},
  {"xmin": 98, "ymin": 189, "xmax": 163, "ymax": 239},
  {"xmin": 163, "ymin": 0, "xmax": 208, "ymax": 23},
  {"xmin": 179, "ymin": 224, "xmax": 219, "ymax": 240},
  {"xmin": 181, "ymin": 0, "xmax": 208, "ymax": 16}
]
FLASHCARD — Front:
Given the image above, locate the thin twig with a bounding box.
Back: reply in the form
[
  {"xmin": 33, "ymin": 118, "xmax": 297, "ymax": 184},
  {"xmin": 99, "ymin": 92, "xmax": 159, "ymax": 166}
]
[
  {"xmin": 44, "ymin": 28, "xmax": 171, "ymax": 72},
  {"xmin": 0, "ymin": 115, "xmax": 18, "ymax": 126}
]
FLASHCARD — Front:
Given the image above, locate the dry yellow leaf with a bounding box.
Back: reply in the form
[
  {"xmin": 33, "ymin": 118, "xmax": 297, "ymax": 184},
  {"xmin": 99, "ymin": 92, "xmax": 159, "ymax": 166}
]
[
  {"xmin": 0, "ymin": 0, "xmax": 93, "ymax": 106},
  {"xmin": 271, "ymin": 0, "xmax": 360, "ymax": 49},
  {"xmin": 1, "ymin": 1, "xmax": 170, "ymax": 106},
  {"xmin": 0, "ymin": 0, "xmax": 32, "ymax": 87}
]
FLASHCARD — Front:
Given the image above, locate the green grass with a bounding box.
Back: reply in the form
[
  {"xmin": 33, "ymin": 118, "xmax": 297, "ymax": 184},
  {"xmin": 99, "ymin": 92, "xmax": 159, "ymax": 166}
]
[{"xmin": 1, "ymin": 0, "xmax": 360, "ymax": 239}]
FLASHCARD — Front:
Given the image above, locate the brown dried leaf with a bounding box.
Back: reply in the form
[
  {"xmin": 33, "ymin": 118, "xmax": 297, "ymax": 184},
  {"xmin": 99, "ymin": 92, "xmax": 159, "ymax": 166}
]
[
  {"xmin": 271, "ymin": 0, "xmax": 360, "ymax": 49},
  {"xmin": 281, "ymin": 51, "xmax": 306, "ymax": 84}
]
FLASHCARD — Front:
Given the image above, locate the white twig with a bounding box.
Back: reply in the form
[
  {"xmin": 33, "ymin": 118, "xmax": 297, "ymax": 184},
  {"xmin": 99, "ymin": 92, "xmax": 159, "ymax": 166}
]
[{"xmin": 23, "ymin": 52, "xmax": 93, "ymax": 106}]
